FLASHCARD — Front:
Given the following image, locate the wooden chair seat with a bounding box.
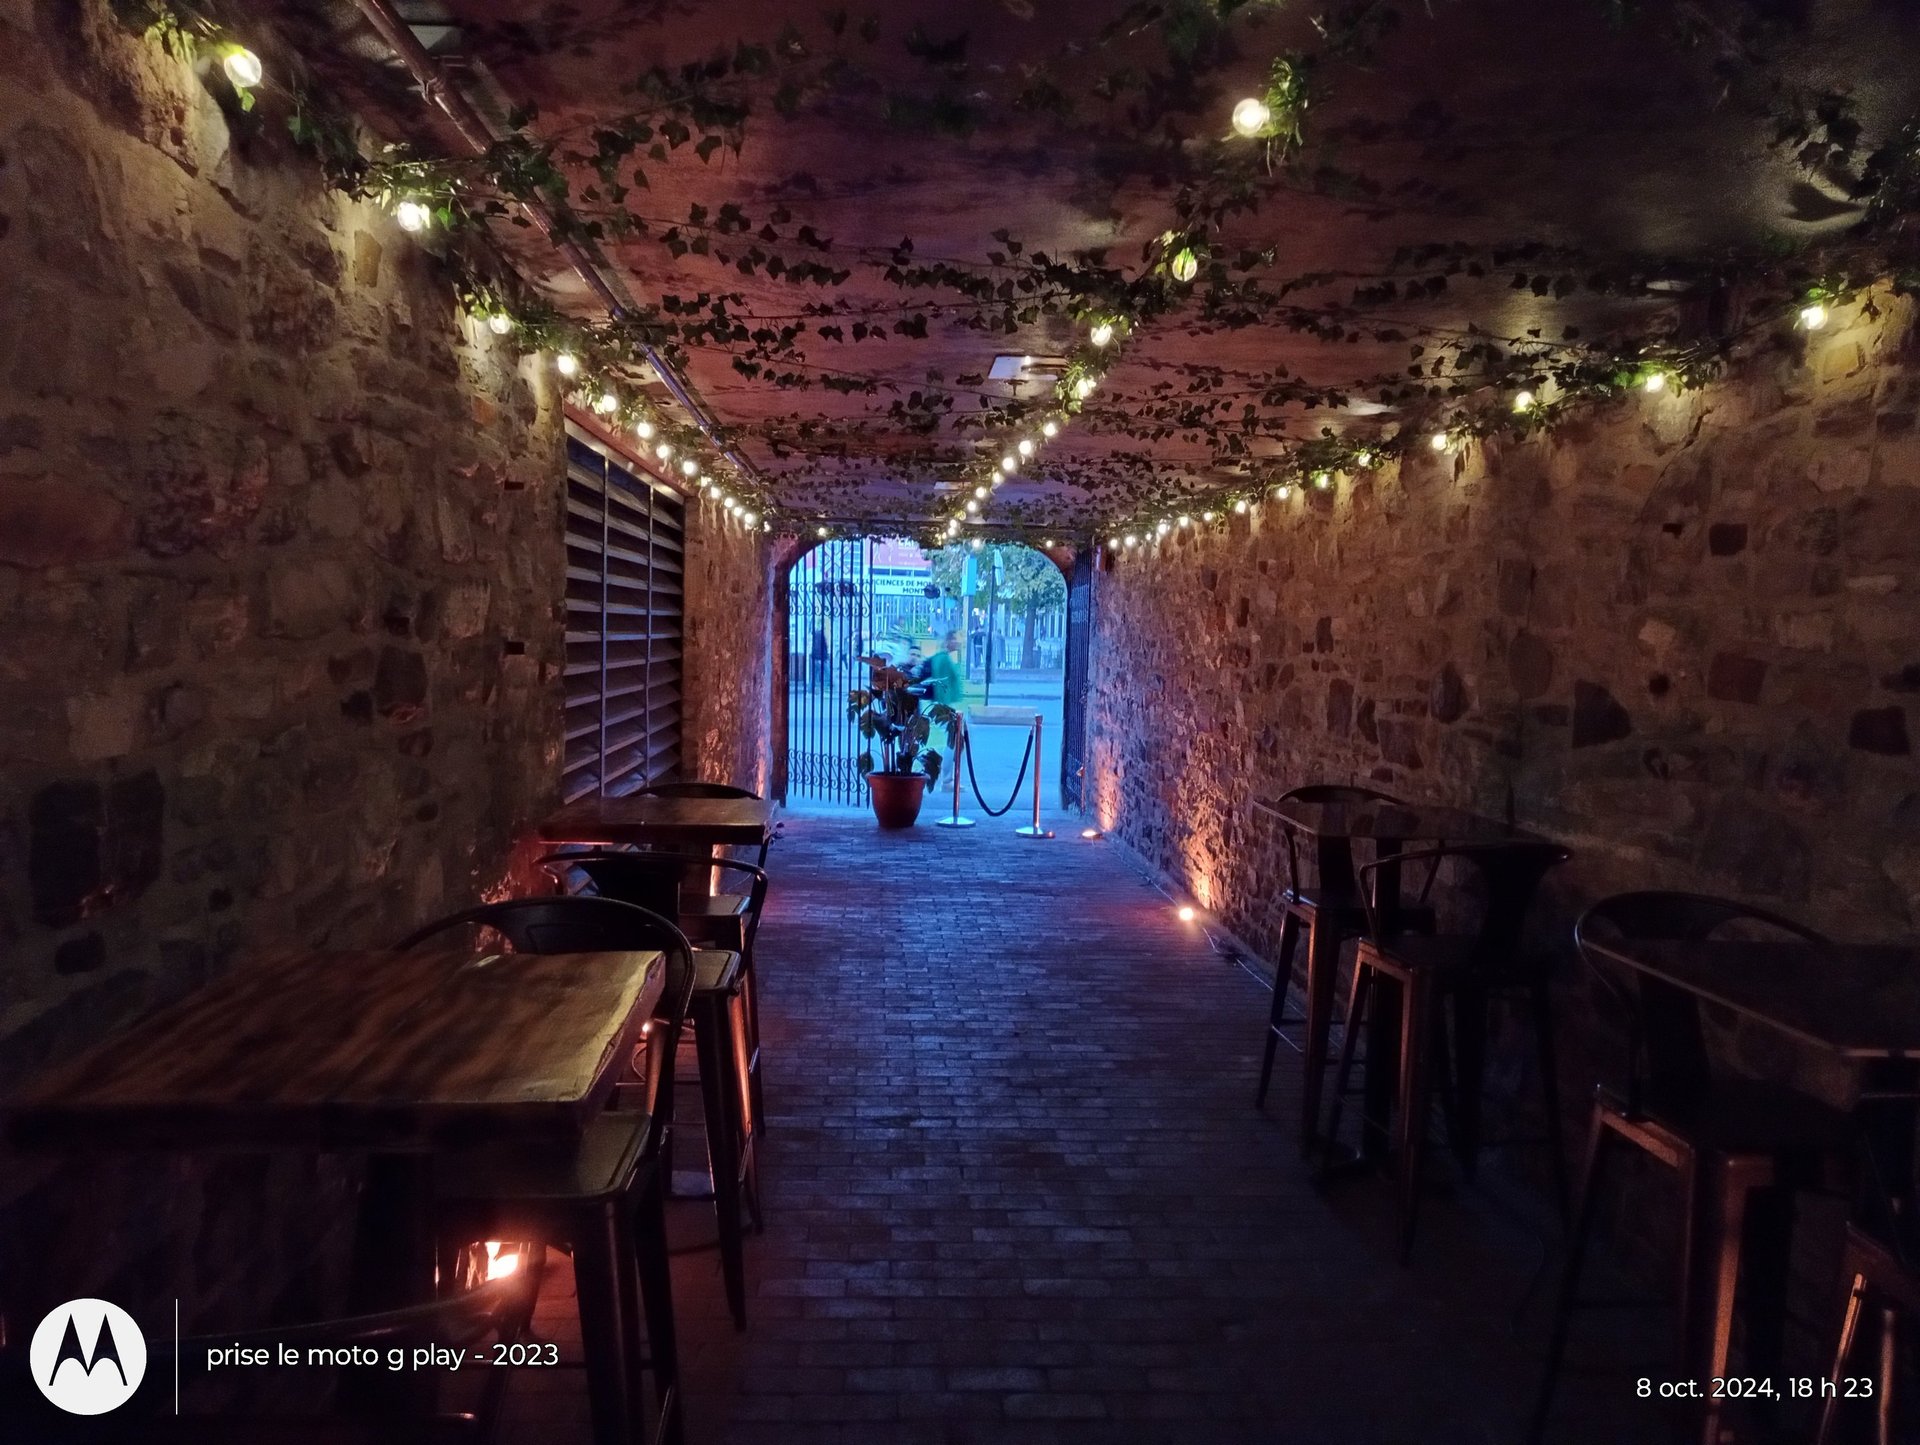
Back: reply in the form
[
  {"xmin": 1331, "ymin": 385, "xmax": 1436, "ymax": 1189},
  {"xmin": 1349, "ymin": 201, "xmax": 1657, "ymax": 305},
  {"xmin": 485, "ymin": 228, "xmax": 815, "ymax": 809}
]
[{"xmin": 693, "ymin": 948, "xmax": 743, "ymax": 994}]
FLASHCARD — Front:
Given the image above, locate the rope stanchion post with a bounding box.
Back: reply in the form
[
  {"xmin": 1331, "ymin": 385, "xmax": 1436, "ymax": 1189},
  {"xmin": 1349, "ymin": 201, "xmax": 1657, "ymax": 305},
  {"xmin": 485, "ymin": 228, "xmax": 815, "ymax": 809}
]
[
  {"xmin": 1014, "ymin": 713, "xmax": 1053, "ymax": 839},
  {"xmin": 934, "ymin": 714, "xmax": 975, "ymax": 828}
]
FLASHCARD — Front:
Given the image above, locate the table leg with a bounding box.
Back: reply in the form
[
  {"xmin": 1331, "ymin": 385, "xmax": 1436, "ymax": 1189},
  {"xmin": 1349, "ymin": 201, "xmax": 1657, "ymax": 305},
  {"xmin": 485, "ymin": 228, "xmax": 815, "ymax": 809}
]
[
  {"xmin": 341, "ymin": 1153, "xmax": 435, "ymax": 1413},
  {"xmin": 1363, "ymin": 972, "xmax": 1402, "ymax": 1163},
  {"xmin": 1298, "ymin": 915, "xmax": 1341, "ymax": 1157}
]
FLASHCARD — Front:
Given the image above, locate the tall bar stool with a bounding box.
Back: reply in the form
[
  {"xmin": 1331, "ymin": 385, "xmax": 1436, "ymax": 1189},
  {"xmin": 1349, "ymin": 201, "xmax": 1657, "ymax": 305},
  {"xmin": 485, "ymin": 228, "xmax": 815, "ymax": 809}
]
[
  {"xmin": 544, "ymin": 849, "xmax": 768, "ymax": 1331},
  {"xmin": 639, "ymin": 781, "xmax": 774, "ymax": 868},
  {"xmin": 1254, "ymin": 785, "xmax": 1436, "ymax": 1154},
  {"xmin": 396, "ymin": 896, "xmax": 695, "ymax": 1445},
  {"xmin": 1323, "ymin": 839, "xmax": 1572, "ymax": 1261},
  {"xmin": 1816, "ymin": 1221, "xmax": 1917, "ymax": 1445},
  {"xmin": 1529, "ymin": 891, "xmax": 1855, "ymax": 1445}
]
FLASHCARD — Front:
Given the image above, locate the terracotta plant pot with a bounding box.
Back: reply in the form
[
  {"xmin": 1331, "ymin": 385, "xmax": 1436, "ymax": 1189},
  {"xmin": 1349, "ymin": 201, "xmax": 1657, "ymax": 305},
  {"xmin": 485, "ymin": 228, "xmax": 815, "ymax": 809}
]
[{"xmin": 865, "ymin": 771, "xmax": 929, "ymax": 829}]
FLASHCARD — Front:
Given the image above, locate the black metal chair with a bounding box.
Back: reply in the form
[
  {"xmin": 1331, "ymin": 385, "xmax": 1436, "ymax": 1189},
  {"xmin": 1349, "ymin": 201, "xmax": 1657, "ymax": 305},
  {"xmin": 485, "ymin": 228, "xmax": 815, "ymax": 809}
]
[
  {"xmin": 398, "ymin": 896, "xmax": 695, "ymax": 1445},
  {"xmin": 1323, "ymin": 840, "xmax": 1573, "ymax": 1262},
  {"xmin": 542, "ymin": 850, "xmax": 768, "ymax": 1331},
  {"xmin": 639, "ymin": 781, "xmax": 773, "ymax": 867},
  {"xmin": 1254, "ymin": 784, "xmax": 1437, "ymax": 1154},
  {"xmin": 1816, "ymin": 1220, "xmax": 1918, "ymax": 1445},
  {"xmin": 1530, "ymin": 891, "xmax": 1855, "ymax": 1445}
]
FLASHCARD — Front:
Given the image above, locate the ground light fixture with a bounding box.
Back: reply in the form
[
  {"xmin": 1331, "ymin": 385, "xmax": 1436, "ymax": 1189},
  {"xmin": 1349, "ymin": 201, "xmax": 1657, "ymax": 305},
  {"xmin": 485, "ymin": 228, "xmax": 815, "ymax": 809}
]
[{"xmin": 1080, "ymin": 827, "xmax": 1103, "ymax": 840}]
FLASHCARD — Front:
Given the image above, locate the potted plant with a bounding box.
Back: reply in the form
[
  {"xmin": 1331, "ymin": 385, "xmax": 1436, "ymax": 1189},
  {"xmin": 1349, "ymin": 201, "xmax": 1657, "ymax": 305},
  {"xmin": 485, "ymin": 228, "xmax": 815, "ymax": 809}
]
[{"xmin": 848, "ymin": 654, "xmax": 959, "ymax": 828}]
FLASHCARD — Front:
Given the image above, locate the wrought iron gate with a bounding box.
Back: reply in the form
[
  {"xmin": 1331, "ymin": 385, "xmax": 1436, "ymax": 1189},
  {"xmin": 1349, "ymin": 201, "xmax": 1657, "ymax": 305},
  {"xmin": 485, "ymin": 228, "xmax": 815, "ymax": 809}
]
[
  {"xmin": 1060, "ymin": 548, "xmax": 1093, "ymax": 808},
  {"xmin": 786, "ymin": 539, "xmax": 879, "ymax": 804}
]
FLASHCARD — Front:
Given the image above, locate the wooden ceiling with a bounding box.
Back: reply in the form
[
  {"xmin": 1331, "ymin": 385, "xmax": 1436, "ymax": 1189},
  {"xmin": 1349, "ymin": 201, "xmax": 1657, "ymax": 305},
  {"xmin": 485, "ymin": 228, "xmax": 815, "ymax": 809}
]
[{"xmin": 313, "ymin": 0, "xmax": 1919, "ymax": 531}]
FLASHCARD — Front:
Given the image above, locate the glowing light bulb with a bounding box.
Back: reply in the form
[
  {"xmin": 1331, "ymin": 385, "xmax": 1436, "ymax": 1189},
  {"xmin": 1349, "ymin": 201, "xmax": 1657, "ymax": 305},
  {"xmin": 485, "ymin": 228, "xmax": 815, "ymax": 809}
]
[
  {"xmin": 1156, "ymin": 520, "xmax": 1170, "ymax": 536},
  {"xmin": 974, "ymin": 485, "xmax": 989, "ymax": 499},
  {"xmin": 1124, "ymin": 534, "xmax": 1138, "ymax": 548},
  {"xmin": 1041, "ymin": 420, "xmax": 1059, "ymax": 438},
  {"xmin": 1170, "ymin": 247, "xmax": 1199, "ymax": 283},
  {"xmin": 655, "ymin": 442, "xmax": 673, "ymax": 461},
  {"xmin": 1512, "ymin": 390, "xmax": 1535, "ymax": 413},
  {"xmin": 966, "ymin": 499, "xmax": 980, "ymax": 514},
  {"xmin": 1202, "ymin": 511, "xmax": 1216, "ymax": 523},
  {"xmin": 1177, "ymin": 514, "xmax": 1192, "ymax": 527},
  {"xmin": 1643, "ymin": 370, "xmax": 1667, "ymax": 393},
  {"xmin": 1177, "ymin": 904, "xmax": 1197, "ymax": 922},
  {"xmin": 971, "ymin": 538, "xmax": 983, "ymax": 551},
  {"xmin": 595, "ymin": 391, "xmax": 619, "ymax": 414},
  {"xmin": 681, "ymin": 458, "xmax": 698, "ymax": 477},
  {"xmin": 1799, "ymin": 303, "xmax": 1828, "ymax": 330},
  {"xmin": 393, "ymin": 200, "xmax": 431, "ymax": 233},
  {"xmin": 222, "ymin": 46, "xmax": 263, "ymax": 89},
  {"xmin": 1233, "ymin": 498, "xmax": 1249, "ymax": 514},
  {"xmin": 1354, "ymin": 450, "xmax": 1374, "ymax": 468},
  {"xmin": 743, "ymin": 511, "xmax": 758, "ymax": 527},
  {"xmin": 947, "ymin": 520, "xmax": 960, "ymax": 535},
  {"xmin": 816, "ymin": 526, "xmax": 829, "ymax": 538},
  {"xmin": 634, "ymin": 420, "xmax": 655, "ymax": 441},
  {"xmin": 555, "ymin": 353, "xmax": 579, "ymax": 378},
  {"xmin": 1018, "ymin": 438, "xmax": 1036, "ymax": 457},
  {"xmin": 1274, "ymin": 484, "xmax": 1291, "ymax": 500},
  {"xmin": 487, "ymin": 313, "xmax": 513, "ymax": 336},
  {"xmin": 1001, "ymin": 455, "xmax": 1018, "ymax": 473},
  {"xmin": 1312, "ymin": 471, "xmax": 1331, "ymax": 490},
  {"xmin": 697, "ymin": 473, "xmax": 711, "ymax": 487},
  {"xmin": 1074, "ymin": 376, "xmax": 1097, "ymax": 400},
  {"xmin": 1430, "ymin": 431, "xmax": 1450, "ymax": 451},
  {"xmin": 1231, "ymin": 97, "xmax": 1271, "ymax": 138},
  {"xmin": 1044, "ymin": 538, "xmax": 1055, "ymax": 548},
  {"xmin": 1090, "ymin": 321, "xmax": 1115, "ymax": 348}
]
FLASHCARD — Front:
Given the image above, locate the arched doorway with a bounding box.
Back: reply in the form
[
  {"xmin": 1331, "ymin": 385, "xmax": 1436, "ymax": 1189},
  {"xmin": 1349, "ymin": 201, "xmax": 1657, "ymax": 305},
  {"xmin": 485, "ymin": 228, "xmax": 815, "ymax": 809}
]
[{"xmin": 775, "ymin": 536, "xmax": 1083, "ymax": 811}]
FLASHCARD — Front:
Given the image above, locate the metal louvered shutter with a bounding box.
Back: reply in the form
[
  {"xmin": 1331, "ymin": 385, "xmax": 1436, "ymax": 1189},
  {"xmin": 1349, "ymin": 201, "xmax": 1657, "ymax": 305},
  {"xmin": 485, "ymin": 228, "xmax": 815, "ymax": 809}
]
[{"xmin": 563, "ymin": 427, "xmax": 685, "ymax": 801}]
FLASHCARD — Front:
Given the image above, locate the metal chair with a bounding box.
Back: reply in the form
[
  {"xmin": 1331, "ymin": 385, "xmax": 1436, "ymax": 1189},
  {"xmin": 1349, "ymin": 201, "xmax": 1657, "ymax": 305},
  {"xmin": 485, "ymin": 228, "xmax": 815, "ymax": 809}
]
[
  {"xmin": 542, "ymin": 851, "xmax": 768, "ymax": 1331},
  {"xmin": 1816, "ymin": 1220, "xmax": 1917, "ymax": 1445},
  {"xmin": 398, "ymin": 896, "xmax": 695, "ymax": 1445},
  {"xmin": 1530, "ymin": 891, "xmax": 1854, "ymax": 1445},
  {"xmin": 1323, "ymin": 840, "xmax": 1572, "ymax": 1262},
  {"xmin": 1254, "ymin": 784, "xmax": 1436, "ymax": 1155},
  {"xmin": 639, "ymin": 781, "xmax": 773, "ymax": 866}
]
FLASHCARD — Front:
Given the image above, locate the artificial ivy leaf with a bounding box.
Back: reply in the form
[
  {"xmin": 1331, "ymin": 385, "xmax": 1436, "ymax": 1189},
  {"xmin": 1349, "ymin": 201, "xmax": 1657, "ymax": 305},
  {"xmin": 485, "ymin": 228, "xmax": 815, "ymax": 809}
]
[{"xmin": 696, "ymin": 135, "xmax": 723, "ymax": 163}]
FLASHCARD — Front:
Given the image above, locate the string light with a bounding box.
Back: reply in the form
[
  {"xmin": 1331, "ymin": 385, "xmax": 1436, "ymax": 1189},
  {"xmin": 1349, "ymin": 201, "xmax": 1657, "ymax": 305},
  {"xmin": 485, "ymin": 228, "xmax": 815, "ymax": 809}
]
[
  {"xmin": 1430, "ymin": 431, "xmax": 1451, "ymax": 451},
  {"xmin": 1643, "ymin": 370, "xmax": 1667, "ymax": 393},
  {"xmin": 680, "ymin": 458, "xmax": 698, "ymax": 477},
  {"xmin": 1074, "ymin": 377, "xmax": 1097, "ymax": 400},
  {"xmin": 636, "ymin": 419, "xmax": 655, "ymax": 440},
  {"xmin": 970, "ymin": 538, "xmax": 983, "ymax": 551},
  {"xmin": 1274, "ymin": 484, "xmax": 1291, "ymax": 500},
  {"xmin": 1312, "ymin": 471, "xmax": 1331, "ymax": 490},
  {"xmin": 1512, "ymin": 390, "xmax": 1535, "ymax": 413},
  {"xmin": 555, "ymin": 353, "xmax": 579, "ymax": 378},
  {"xmin": 1041, "ymin": 420, "xmax": 1059, "ymax": 438},
  {"xmin": 1017, "ymin": 438, "xmax": 1036, "ymax": 457},
  {"xmin": 966, "ymin": 499, "xmax": 980, "ymax": 514},
  {"xmin": 1156, "ymin": 520, "xmax": 1170, "ymax": 536},
  {"xmin": 1090, "ymin": 321, "xmax": 1115, "ymax": 348},
  {"xmin": 973, "ymin": 485, "xmax": 989, "ymax": 499},
  {"xmin": 1177, "ymin": 514, "xmax": 1192, "ymax": 527},
  {"xmin": 1231, "ymin": 97, "xmax": 1272, "ymax": 138},
  {"xmin": 655, "ymin": 442, "xmax": 673, "ymax": 460},
  {"xmin": 1201, "ymin": 511, "xmax": 1216, "ymax": 523},
  {"xmin": 1124, "ymin": 534, "xmax": 1138, "ymax": 548},
  {"xmin": 486, "ymin": 313, "xmax": 513, "ymax": 336},
  {"xmin": 1000, "ymin": 455, "xmax": 1018, "ymax": 473},
  {"xmin": 1799, "ymin": 303, "xmax": 1829, "ymax": 330},
  {"xmin": 1170, "ymin": 247, "xmax": 1200, "ymax": 283},
  {"xmin": 595, "ymin": 391, "xmax": 619, "ymax": 414},
  {"xmin": 1177, "ymin": 904, "xmax": 1197, "ymax": 922},
  {"xmin": 816, "ymin": 526, "xmax": 830, "ymax": 538},
  {"xmin": 393, "ymin": 200, "xmax": 431, "ymax": 233},
  {"xmin": 1354, "ymin": 450, "xmax": 1374, "ymax": 468},
  {"xmin": 222, "ymin": 46, "xmax": 263, "ymax": 89},
  {"xmin": 742, "ymin": 510, "xmax": 758, "ymax": 527},
  {"xmin": 1043, "ymin": 538, "xmax": 1055, "ymax": 548},
  {"xmin": 1233, "ymin": 498, "xmax": 1249, "ymax": 514}
]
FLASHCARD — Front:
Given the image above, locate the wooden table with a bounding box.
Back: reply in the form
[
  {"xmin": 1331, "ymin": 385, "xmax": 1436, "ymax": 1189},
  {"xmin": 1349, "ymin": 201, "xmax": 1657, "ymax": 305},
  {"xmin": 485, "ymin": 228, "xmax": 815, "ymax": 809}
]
[
  {"xmin": 1589, "ymin": 936, "xmax": 1920, "ymax": 1433},
  {"xmin": 1250, "ymin": 795, "xmax": 1538, "ymax": 1156},
  {"xmin": 539, "ymin": 792, "xmax": 776, "ymax": 851},
  {"xmin": 6, "ymin": 942, "xmax": 664, "ymax": 1349}
]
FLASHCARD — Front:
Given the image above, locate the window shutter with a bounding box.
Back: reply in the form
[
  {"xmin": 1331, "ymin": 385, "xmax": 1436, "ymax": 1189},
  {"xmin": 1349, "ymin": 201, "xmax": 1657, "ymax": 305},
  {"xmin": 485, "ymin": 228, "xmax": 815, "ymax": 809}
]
[{"xmin": 563, "ymin": 428, "xmax": 685, "ymax": 800}]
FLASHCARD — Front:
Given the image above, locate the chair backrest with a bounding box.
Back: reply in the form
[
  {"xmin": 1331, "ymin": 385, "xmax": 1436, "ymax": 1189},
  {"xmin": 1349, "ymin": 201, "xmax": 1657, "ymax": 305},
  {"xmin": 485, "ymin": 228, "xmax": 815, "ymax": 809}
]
[
  {"xmin": 1358, "ymin": 840, "xmax": 1572, "ymax": 969},
  {"xmin": 541, "ymin": 851, "xmax": 769, "ymax": 959},
  {"xmin": 1573, "ymin": 890, "xmax": 1829, "ymax": 1111},
  {"xmin": 1271, "ymin": 783, "xmax": 1403, "ymax": 900},
  {"xmin": 396, "ymin": 896, "xmax": 697, "ymax": 1153}
]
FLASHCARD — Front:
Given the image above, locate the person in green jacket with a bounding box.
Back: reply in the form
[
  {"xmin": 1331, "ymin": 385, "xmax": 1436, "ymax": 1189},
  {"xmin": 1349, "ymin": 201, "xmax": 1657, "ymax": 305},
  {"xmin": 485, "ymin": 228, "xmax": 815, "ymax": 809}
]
[{"xmin": 925, "ymin": 630, "xmax": 965, "ymax": 709}]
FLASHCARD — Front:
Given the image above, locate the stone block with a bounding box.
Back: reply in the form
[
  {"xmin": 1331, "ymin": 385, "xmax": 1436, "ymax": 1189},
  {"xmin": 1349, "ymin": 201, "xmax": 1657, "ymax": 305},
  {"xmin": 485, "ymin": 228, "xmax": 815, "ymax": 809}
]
[
  {"xmin": 65, "ymin": 688, "xmax": 141, "ymax": 762},
  {"xmin": 266, "ymin": 559, "xmax": 355, "ymax": 640},
  {"xmin": 1570, "ymin": 681, "xmax": 1632, "ymax": 748},
  {"xmin": 1706, "ymin": 654, "xmax": 1766, "ymax": 704},
  {"xmin": 373, "ymin": 646, "xmax": 429, "ymax": 723},
  {"xmin": 0, "ymin": 473, "xmax": 131, "ymax": 568},
  {"xmin": 1850, "ymin": 707, "xmax": 1911, "ymax": 756}
]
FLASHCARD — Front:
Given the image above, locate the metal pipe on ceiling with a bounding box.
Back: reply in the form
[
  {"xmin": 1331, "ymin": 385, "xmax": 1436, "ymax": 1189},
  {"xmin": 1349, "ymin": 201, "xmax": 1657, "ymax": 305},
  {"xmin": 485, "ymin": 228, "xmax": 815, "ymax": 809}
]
[{"xmin": 347, "ymin": 0, "xmax": 760, "ymax": 487}]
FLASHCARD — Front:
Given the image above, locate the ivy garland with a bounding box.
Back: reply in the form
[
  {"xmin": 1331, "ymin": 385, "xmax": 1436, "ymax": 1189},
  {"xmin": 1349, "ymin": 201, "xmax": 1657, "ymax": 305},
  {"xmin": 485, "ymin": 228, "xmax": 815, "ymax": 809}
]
[{"xmin": 111, "ymin": 0, "xmax": 1918, "ymax": 549}]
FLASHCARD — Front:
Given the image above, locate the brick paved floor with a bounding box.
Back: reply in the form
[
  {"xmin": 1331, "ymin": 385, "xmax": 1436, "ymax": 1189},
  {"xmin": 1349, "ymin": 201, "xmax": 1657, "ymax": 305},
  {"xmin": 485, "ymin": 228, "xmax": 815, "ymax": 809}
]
[{"xmin": 501, "ymin": 804, "xmax": 1663, "ymax": 1445}]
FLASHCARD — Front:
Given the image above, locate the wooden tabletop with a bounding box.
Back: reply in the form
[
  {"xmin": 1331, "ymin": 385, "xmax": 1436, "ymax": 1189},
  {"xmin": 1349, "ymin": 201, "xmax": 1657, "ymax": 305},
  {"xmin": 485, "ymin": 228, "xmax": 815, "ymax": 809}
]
[
  {"xmin": 1251, "ymin": 795, "xmax": 1535, "ymax": 845},
  {"xmin": 5, "ymin": 944, "xmax": 663, "ymax": 1152},
  {"xmin": 538, "ymin": 792, "xmax": 777, "ymax": 847},
  {"xmin": 1587, "ymin": 938, "xmax": 1920, "ymax": 1061}
]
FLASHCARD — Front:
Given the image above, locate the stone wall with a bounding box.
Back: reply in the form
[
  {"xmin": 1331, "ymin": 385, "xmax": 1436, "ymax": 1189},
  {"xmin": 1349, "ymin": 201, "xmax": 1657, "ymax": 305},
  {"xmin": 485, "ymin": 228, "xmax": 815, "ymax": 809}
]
[
  {"xmin": 0, "ymin": 3, "xmax": 566, "ymax": 1330},
  {"xmin": 1086, "ymin": 292, "xmax": 1920, "ymax": 1114},
  {"xmin": 683, "ymin": 496, "xmax": 774, "ymax": 793}
]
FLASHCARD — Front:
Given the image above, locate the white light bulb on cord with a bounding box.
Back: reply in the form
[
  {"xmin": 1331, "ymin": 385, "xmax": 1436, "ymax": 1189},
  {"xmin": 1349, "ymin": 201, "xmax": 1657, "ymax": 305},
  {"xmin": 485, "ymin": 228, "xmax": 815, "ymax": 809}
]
[
  {"xmin": 1312, "ymin": 471, "xmax": 1331, "ymax": 490},
  {"xmin": 1643, "ymin": 370, "xmax": 1667, "ymax": 393},
  {"xmin": 1430, "ymin": 431, "xmax": 1451, "ymax": 451},
  {"xmin": 1001, "ymin": 455, "xmax": 1017, "ymax": 473},
  {"xmin": 1041, "ymin": 420, "xmax": 1059, "ymax": 438},
  {"xmin": 1799, "ymin": 303, "xmax": 1829, "ymax": 330},
  {"xmin": 595, "ymin": 391, "xmax": 618, "ymax": 415},
  {"xmin": 1170, "ymin": 248, "xmax": 1199, "ymax": 283},
  {"xmin": 555, "ymin": 353, "xmax": 579, "ymax": 378},
  {"xmin": 656, "ymin": 442, "xmax": 673, "ymax": 461},
  {"xmin": 487, "ymin": 313, "xmax": 514, "ymax": 336},
  {"xmin": 1018, "ymin": 438, "xmax": 1035, "ymax": 458},
  {"xmin": 1233, "ymin": 498, "xmax": 1248, "ymax": 514},
  {"xmin": 966, "ymin": 499, "xmax": 980, "ymax": 515},
  {"xmin": 394, "ymin": 200, "xmax": 431, "ymax": 233},
  {"xmin": 973, "ymin": 485, "xmax": 988, "ymax": 499},
  {"xmin": 222, "ymin": 46, "xmax": 264, "ymax": 89},
  {"xmin": 1512, "ymin": 390, "xmax": 1535, "ymax": 413},
  {"xmin": 1274, "ymin": 484, "xmax": 1291, "ymax": 500},
  {"xmin": 1231, "ymin": 97, "xmax": 1271, "ymax": 138},
  {"xmin": 1074, "ymin": 377, "xmax": 1096, "ymax": 400},
  {"xmin": 636, "ymin": 420, "xmax": 655, "ymax": 440},
  {"xmin": 681, "ymin": 458, "xmax": 698, "ymax": 477},
  {"xmin": 1090, "ymin": 321, "xmax": 1115, "ymax": 348}
]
